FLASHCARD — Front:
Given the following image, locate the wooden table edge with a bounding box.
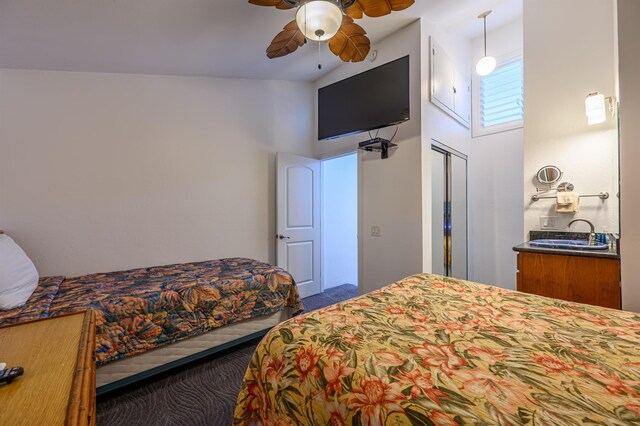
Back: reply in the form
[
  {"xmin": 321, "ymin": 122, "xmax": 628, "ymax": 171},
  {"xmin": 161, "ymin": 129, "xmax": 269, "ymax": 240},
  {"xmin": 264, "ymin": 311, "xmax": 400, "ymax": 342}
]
[{"xmin": 65, "ymin": 310, "xmax": 96, "ymax": 426}]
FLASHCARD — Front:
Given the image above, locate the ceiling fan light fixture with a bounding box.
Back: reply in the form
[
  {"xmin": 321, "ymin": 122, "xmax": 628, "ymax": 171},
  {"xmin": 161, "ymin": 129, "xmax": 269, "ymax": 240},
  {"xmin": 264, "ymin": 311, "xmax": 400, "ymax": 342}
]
[{"xmin": 296, "ymin": 0, "xmax": 343, "ymax": 42}]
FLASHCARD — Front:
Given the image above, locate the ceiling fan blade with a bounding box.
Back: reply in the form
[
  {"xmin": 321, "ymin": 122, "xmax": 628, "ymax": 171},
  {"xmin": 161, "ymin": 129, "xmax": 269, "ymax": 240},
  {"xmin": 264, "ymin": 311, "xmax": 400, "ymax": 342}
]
[
  {"xmin": 328, "ymin": 17, "xmax": 371, "ymax": 63},
  {"xmin": 266, "ymin": 20, "xmax": 306, "ymax": 59},
  {"xmin": 344, "ymin": 0, "xmax": 415, "ymax": 19},
  {"xmin": 249, "ymin": 0, "xmax": 293, "ymax": 10}
]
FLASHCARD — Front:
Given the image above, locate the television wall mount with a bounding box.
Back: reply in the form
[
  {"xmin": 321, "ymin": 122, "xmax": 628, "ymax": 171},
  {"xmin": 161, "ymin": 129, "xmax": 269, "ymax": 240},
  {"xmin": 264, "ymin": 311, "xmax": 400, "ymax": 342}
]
[{"xmin": 358, "ymin": 137, "xmax": 398, "ymax": 160}]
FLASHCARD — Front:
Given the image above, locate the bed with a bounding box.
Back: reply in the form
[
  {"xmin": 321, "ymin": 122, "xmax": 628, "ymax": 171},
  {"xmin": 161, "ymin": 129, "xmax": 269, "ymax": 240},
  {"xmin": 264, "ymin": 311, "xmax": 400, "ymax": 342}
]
[
  {"xmin": 233, "ymin": 274, "xmax": 640, "ymax": 425},
  {"xmin": 0, "ymin": 257, "xmax": 302, "ymax": 394}
]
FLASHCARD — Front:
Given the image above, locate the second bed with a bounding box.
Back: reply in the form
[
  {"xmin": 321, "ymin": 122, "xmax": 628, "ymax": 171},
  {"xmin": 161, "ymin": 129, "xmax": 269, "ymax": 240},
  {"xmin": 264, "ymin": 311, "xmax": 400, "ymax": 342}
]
[{"xmin": 0, "ymin": 257, "xmax": 302, "ymax": 393}]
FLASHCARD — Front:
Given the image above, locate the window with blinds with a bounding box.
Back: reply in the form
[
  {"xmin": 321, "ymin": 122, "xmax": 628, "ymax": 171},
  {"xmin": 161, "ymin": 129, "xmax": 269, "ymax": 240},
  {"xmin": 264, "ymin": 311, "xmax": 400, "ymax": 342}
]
[{"xmin": 480, "ymin": 59, "xmax": 524, "ymax": 128}]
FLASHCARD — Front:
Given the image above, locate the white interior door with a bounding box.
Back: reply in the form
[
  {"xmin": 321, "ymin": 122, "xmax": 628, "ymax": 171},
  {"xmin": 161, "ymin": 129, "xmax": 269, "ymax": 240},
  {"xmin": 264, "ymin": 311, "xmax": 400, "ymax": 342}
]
[{"xmin": 277, "ymin": 153, "xmax": 321, "ymax": 298}]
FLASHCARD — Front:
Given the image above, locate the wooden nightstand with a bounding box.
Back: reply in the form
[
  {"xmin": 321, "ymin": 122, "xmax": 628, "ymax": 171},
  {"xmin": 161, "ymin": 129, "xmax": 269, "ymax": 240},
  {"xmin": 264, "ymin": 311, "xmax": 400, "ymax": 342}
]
[{"xmin": 0, "ymin": 311, "xmax": 96, "ymax": 425}]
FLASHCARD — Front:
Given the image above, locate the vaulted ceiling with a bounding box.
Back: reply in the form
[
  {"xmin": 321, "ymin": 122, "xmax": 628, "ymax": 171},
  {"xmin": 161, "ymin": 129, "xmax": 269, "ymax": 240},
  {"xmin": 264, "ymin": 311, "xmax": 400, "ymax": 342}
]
[{"xmin": 0, "ymin": 0, "xmax": 522, "ymax": 81}]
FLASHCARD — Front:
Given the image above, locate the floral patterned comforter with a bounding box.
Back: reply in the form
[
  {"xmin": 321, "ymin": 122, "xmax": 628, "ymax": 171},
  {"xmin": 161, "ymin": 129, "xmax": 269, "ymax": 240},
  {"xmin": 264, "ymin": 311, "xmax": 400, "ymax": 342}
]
[
  {"xmin": 234, "ymin": 274, "xmax": 640, "ymax": 425},
  {"xmin": 0, "ymin": 258, "xmax": 302, "ymax": 365},
  {"xmin": 0, "ymin": 276, "xmax": 66, "ymax": 326}
]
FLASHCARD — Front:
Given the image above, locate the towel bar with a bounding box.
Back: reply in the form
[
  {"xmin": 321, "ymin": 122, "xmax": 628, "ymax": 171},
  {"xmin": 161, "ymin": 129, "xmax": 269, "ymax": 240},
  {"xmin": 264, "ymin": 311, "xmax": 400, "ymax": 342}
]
[{"xmin": 531, "ymin": 192, "xmax": 609, "ymax": 202}]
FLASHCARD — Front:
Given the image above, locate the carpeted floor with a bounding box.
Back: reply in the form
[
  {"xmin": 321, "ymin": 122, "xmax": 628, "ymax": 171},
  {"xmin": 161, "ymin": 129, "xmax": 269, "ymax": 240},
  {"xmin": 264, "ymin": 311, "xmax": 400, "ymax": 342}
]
[{"xmin": 96, "ymin": 284, "xmax": 358, "ymax": 426}]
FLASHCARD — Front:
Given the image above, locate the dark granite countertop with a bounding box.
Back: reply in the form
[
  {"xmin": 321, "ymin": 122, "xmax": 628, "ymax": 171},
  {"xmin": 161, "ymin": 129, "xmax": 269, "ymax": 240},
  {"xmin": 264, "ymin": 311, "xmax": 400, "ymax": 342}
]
[
  {"xmin": 513, "ymin": 231, "xmax": 620, "ymax": 260},
  {"xmin": 513, "ymin": 242, "xmax": 620, "ymax": 259}
]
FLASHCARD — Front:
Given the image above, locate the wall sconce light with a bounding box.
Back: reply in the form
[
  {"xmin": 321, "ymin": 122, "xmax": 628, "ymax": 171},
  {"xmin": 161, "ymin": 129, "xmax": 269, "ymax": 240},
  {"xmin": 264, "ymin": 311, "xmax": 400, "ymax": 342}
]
[{"xmin": 585, "ymin": 92, "xmax": 616, "ymax": 125}]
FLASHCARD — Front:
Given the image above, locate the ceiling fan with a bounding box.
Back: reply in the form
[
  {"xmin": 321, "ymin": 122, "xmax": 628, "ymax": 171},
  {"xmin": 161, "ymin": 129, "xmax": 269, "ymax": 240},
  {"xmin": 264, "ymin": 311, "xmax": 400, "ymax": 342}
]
[{"xmin": 249, "ymin": 0, "xmax": 415, "ymax": 65}]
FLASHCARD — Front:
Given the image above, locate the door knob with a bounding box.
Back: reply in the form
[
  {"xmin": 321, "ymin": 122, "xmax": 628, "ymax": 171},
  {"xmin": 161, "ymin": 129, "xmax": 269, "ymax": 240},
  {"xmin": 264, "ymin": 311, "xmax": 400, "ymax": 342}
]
[{"xmin": 277, "ymin": 234, "xmax": 291, "ymax": 240}]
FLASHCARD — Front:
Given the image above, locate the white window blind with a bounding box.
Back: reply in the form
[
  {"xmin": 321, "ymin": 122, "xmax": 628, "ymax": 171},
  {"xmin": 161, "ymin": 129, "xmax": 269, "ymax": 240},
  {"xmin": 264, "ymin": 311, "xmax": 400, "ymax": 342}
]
[{"xmin": 481, "ymin": 59, "xmax": 523, "ymax": 128}]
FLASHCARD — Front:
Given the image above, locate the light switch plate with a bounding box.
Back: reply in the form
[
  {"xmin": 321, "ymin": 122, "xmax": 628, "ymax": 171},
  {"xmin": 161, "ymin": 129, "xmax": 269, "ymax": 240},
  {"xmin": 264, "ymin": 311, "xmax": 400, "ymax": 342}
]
[
  {"xmin": 371, "ymin": 225, "xmax": 381, "ymax": 237},
  {"xmin": 540, "ymin": 216, "xmax": 558, "ymax": 229}
]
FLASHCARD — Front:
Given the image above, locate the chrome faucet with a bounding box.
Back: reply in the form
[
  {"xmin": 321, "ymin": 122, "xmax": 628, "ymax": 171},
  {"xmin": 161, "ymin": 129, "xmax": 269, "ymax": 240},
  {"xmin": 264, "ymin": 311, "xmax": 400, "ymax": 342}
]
[{"xmin": 568, "ymin": 219, "xmax": 597, "ymax": 245}]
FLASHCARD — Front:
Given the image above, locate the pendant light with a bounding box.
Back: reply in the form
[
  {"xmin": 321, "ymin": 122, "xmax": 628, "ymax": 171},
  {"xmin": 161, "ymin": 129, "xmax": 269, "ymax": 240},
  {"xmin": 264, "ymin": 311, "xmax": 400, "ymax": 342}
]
[
  {"xmin": 476, "ymin": 10, "xmax": 496, "ymax": 76},
  {"xmin": 296, "ymin": 0, "xmax": 343, "ymax": 42}
]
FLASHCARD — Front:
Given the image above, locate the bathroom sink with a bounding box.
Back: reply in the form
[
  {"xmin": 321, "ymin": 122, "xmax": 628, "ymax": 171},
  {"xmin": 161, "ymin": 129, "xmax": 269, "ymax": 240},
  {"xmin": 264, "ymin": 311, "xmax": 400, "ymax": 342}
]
[{"xmin": 529, "ymin": 239, "xmax": 609, "ymax": 251}]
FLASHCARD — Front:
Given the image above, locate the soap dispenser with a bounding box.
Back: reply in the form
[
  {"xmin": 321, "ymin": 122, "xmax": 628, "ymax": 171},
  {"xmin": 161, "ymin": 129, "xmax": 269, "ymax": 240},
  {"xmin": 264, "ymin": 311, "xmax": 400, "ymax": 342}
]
[{"xmin": 602, "ymin": 226, "xmax": 611, "ymax": 248}]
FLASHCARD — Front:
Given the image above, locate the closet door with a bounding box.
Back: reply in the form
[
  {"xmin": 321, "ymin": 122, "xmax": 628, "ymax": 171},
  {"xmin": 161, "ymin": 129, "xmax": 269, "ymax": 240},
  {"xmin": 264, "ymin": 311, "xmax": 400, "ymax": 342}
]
[
  {"xmin": 431, "ymin": 144, "xmax": 468, "ymax": 280},
  {"xmin": 431, "ymin": 149, "xmax": 447, "ymax": 276},
  {"xmin": 450, "ymin": 155, "xmax": 468, "ymax": 280}
]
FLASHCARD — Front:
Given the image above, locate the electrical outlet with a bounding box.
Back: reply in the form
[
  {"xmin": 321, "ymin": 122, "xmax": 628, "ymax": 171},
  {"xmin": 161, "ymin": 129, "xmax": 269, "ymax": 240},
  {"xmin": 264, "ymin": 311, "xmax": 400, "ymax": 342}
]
[
  {"xmin": 371, "ymin": 225, "xmax": 381, "ymax": 237},
  {"xmin": 540, "ymin": 216, "xmax": 558, "ymax": 229}
]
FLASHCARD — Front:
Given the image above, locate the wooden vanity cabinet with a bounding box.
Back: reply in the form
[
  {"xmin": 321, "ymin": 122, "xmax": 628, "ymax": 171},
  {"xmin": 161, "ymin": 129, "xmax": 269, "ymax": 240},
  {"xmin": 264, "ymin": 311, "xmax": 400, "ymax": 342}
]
[{"xmin": 517, "ymin": 252, "xmax": 621, "ymax": 309}]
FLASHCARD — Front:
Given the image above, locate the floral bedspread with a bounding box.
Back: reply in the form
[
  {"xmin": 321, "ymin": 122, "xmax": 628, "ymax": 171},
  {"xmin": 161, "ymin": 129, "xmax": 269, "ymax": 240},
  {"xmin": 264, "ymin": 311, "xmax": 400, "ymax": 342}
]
[
  {"xmin": 0, "ymin": 276, "xmax": 65, "ymax": 326},
  {"xmin": 234, "ymin": 274, "xmax": 640, "ymax": 425},
  {"xmin": 0, "ymin": 258, "xmax": 302, "ymax": 365}
]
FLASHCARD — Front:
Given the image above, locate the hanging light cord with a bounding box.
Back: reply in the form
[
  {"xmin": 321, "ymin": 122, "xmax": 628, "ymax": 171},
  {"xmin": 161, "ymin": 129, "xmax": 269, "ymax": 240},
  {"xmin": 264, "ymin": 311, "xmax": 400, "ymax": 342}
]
[{"xmin": 483, "ymin": 15, "xmax": 487, "ymax": 56}]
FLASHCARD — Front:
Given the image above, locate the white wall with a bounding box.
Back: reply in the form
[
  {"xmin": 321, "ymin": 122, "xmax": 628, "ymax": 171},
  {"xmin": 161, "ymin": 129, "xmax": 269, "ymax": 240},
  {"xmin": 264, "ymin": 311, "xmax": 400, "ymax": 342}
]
[
  {"xmin": 468, "ymin": 18, "xmax": 524, "ymax": 289},
  {"xmin": 523, "ymin": 0, "xmax": 619, "ymax": 237},
  {"xmin": 0, "ymin": 69, "xmax": 314, "ymax": 277},
  {"xmin": 315, "ymin": 21, "xmax": 424, "ymax": 295},
  {"xmin": 419, "ymin": 20, "xmax": 473, "ymax": 276},
  {"xmin": 322, "ymin": 153, "xmax": 358, "ymax": 289},
  {"xmin": 618, "ymin": 0, "xmax": 640, "ymax": 312},
  {"xmin": 313, "ymin": 19, "xmax": 472, "ymax": 295}
]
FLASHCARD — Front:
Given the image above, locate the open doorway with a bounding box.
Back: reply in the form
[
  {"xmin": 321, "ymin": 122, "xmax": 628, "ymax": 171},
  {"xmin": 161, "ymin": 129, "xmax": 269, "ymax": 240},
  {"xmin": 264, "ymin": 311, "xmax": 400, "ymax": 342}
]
[{"xmin": 321, "ymin": 153, "xmax": 359, "ymax": 294}]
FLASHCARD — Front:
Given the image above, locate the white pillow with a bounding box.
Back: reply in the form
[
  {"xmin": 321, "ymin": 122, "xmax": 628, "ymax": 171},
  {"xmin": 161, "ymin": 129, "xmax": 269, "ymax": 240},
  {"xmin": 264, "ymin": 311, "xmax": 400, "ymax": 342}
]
[{"xmin": 0, "ymin": 234, "xmax": 39, "ymax": 309}]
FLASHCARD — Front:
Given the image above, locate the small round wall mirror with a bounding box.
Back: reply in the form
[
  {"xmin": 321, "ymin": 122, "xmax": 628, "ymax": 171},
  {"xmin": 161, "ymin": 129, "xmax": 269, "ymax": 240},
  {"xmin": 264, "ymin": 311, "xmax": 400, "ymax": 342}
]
[{"xmin": 536, "ymin": 165, "xmax": 563, "ymax": 186}]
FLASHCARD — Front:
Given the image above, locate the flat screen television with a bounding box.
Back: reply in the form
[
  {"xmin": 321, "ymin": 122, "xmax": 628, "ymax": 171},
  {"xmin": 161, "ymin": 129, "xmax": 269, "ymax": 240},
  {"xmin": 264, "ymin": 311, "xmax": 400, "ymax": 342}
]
[{"xmin": 318, "ymin": 55, "xmax": 410, "ymax": 141}]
